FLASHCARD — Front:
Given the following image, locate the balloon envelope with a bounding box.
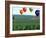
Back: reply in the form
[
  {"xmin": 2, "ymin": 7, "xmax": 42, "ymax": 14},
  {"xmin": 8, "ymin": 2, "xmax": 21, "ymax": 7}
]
[
  {"xmin": 23, "ymin": 7, "xmax": 27, "ymax": 12},
  {"xmin": 29, "ymin": 8, "xmax": 33, "ymax": 12},
  {"xmin": 35, "ymin": 10, "xmax": 40, "ymax": 16},
  {"xmin": 20, "ymin": 10, "xmax": 23, "ymax": 15}
]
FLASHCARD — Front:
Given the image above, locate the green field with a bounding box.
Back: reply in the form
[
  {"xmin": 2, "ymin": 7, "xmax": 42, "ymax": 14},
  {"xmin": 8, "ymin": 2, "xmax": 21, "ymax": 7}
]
[{"xmin": 12, "ymin": 15, "xmax": 40, "ymax": 31}]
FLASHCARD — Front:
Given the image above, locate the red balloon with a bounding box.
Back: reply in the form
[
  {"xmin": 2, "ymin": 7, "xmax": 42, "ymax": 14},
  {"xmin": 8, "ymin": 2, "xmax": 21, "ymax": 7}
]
[{"xmin": 23, "ymin": 7, "xmax": 27, "ymax": 12}]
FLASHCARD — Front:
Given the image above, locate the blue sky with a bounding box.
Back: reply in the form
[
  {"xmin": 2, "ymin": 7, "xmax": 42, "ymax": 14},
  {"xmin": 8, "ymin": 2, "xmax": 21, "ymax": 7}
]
[{"xmin": 12, "ymin": 5, "xmax": 40, "ymax": 16}]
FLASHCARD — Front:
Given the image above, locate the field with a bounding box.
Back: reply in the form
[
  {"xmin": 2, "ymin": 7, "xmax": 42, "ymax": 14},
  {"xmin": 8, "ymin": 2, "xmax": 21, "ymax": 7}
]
[{"xmin": 12, "ymin": 15, "xmax": 40, "ymax": 31}]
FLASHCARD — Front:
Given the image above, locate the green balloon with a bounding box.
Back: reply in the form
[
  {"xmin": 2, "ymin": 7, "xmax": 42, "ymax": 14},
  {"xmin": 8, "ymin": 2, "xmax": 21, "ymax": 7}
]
[{"xmin": 29, "ymin": 8, "xmax": 33, "ymax": 12}]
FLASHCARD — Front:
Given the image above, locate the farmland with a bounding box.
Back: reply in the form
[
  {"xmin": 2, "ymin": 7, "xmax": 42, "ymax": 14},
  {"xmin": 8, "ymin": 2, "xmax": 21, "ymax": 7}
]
[{"xmin": 12, "ymin": 15, "xmax": 40, "ymax": 31}]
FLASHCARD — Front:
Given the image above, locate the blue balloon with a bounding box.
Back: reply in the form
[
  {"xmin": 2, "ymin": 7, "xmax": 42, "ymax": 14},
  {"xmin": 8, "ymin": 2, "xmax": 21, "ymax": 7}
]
[{"xmin": 35, "ymin": 10, "xmax": 40, "ymax": 16}]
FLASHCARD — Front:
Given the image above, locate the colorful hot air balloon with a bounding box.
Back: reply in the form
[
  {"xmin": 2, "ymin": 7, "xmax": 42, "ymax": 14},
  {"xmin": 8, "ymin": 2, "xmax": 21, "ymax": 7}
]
[
  {"xmin": 20, "ymin": 10, "xmax": 23, "ymax": 15},
  {"xmin": 35, "ymin": 10, "xmax": 40, "ymax": 16},
  {"xmin": 23, "ymin": 7, "xmax": 27, "ymax": 12}
]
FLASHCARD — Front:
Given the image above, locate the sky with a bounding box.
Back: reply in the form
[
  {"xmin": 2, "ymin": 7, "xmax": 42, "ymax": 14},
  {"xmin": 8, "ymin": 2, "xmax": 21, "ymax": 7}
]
[{"xmin": 12, "ymin": 5, "xmax": 41, "ymax": 16}]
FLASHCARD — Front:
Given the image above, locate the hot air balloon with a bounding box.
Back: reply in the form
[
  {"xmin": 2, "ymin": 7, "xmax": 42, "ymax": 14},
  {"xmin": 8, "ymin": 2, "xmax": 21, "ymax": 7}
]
[
  {"xmin": 29, "ymin": 8, "xmax": 33, "ymax": 12},
  {"xmin": 20, "ymin": 10, "xmax": 23, "ymax": 15},
  {"xmin": 23, "ymin": 7, "xmax": 27, "ymax": 12},
  {"xmin": 35, "ymin": 10, "xmax": 40, "ymax": 16}
]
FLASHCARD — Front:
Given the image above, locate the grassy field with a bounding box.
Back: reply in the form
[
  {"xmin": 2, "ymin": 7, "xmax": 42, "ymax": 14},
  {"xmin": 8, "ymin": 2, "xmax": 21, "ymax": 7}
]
[{"xmin": 12, "ymin": 15, "xmax": 40, "ymax": 31}]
